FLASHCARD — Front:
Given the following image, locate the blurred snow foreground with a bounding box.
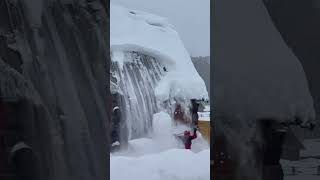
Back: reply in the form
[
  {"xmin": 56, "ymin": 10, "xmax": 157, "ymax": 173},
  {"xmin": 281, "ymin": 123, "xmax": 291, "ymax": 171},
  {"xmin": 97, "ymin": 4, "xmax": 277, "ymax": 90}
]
[{"xmin": 111, "ymin": 112, "xmax": 210, "ymax": 180}]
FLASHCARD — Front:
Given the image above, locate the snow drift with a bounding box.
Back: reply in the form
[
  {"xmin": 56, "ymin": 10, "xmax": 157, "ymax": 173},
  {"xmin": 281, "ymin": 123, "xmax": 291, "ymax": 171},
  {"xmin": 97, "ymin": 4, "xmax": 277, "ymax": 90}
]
[
  {"xmin": 111, "ymin": 149, "xmax": 210, "ymax": 180},
  {"xmin": 111, "ymin": 112, "xmax": 210, "ymax": 180},
  {"xmin": 112, "ymin": 111, "xmax": 209, "ymax": 156},
  {"xmin": 110, "ymin": 3, "xmax": 208, "ymax": 102}
]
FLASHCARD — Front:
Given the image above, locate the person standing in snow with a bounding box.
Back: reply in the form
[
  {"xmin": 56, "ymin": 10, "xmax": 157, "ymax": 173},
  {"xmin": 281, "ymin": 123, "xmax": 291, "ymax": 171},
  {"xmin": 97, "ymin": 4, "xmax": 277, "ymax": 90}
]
[
  {"xmin": 111, "ymin": 92, "xmax": 122, "ymax": 146},
  {"xmin": 190, "ymin": 99, "xmax": 199, "ymax": 127},
  {"xmin": 183, "ymin": 128, "xmax": 197, "ymax": 149},
  {"xmin": 111, "ymin": 106, "xmax": 121, "ymax": 144}
]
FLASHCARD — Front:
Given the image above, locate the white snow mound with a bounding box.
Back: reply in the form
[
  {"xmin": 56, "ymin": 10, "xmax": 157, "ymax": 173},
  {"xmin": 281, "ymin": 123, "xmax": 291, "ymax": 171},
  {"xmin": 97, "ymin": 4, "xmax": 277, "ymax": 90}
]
[
  {"xmin": 111, "ymin": 3, "xmax": 208, "ymax": 102},
  {"xmin": 111, "ymin": 149, "xmax": 210, "ymax": 180},
  {"xmin": 112, "ymin": 112, "xmax": 209, "ymax": 156}
]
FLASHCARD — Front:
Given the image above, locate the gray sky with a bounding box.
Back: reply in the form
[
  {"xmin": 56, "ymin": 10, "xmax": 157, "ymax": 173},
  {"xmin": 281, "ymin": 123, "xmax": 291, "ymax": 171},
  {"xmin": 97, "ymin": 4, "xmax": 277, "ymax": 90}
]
[{"xmin": 111, "ymin": 0, "xmax": 210, "ymax": 57}]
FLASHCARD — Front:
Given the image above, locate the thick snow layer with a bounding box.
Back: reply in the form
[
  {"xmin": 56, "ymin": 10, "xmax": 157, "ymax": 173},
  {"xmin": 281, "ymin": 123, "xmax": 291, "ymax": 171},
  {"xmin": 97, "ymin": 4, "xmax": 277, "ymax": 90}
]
[
  {"xmin": 112, "ymin": 112, "xmax": 209, "ymax": 156},
  {"xmin": 198, "ymin": 112, "xmax": 210, "ymax": 121},
  {"xmin": 214, "ymin": 0, "xmax": 315, "ymax": 124},
  {"xmin": 203, "ymin": 105, "xmax": 210, "ymax": 112},
  {"xmin": 111, "ymin": 112, "xmax": 210, "ymax": 180},
  {"xmin": 110, "ymin": 4, "xmax": 208, "ymax": 102}
]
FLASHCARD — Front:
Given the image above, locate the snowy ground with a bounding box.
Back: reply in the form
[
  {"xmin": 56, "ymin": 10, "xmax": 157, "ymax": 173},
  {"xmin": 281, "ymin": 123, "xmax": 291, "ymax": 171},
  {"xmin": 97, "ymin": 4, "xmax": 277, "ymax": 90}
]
[{"xmin": 111, "ymin": 112, "xmax": 210, "ymax": 180}]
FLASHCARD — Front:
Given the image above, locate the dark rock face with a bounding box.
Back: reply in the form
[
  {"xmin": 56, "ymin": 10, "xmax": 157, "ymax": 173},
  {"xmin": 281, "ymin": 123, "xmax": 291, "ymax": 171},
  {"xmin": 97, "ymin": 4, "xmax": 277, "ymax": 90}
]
[{"xmin": 0, "ymin": 1, "xmax": 110, "ymax": 180}]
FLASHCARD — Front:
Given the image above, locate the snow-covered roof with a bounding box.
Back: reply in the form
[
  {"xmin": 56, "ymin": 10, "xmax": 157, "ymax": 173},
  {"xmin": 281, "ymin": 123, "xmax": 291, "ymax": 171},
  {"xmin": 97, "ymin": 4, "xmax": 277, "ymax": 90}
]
[
  {"xmin": 110, "ymin": 4, "xmax": 208, "ymax": 102},
  {"xmin": 214, "ymin": 0, "xmax": 315, "ymax": 124},
  {"xmin": 198, "ymin": 112, "xmax": 210, "ymax": 122}
]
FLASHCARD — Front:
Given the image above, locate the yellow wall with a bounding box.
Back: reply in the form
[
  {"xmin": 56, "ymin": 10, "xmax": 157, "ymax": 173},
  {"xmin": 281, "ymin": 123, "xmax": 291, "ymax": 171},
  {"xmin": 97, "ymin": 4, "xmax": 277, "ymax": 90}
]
[{"xmin": 198, "ymin": 120, "xmax": 210, "ymax": 142}]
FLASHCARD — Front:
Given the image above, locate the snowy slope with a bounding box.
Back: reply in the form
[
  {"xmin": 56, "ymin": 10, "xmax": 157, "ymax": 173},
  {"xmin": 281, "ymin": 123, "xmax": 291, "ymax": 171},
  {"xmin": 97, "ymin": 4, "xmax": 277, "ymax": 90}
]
[{"xmin": 110, "ymin": 3, "xmax": 208, "ymax": 102}]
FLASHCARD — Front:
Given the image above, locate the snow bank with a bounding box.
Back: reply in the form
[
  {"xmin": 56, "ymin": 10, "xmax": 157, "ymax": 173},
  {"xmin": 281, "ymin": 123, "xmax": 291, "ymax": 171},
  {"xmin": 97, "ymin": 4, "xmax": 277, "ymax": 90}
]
[
  {"xmin": 198, "ymin": 112, "xmax": 210, "ymax": 121},
  {"xmin": 112, "ymin": 112, "xmax": 209, "ymax": 156},
  {"xmin": 111, "ymin": 149, "xmax": 210, "ymax": 180},
  {"xmin": 111, "ymin": 112, "xmax": 210, "ymax": 179},
  {"xmin": 110, "ymin": 4, "xmax": 208, "ymax": 102},
  {"xmin": 204, "ymin": 105, "xmax": 210, "ymax": 112},
  {"xmin": 111, "ymin": 112, "xmax": 210, "ymax": 180}
]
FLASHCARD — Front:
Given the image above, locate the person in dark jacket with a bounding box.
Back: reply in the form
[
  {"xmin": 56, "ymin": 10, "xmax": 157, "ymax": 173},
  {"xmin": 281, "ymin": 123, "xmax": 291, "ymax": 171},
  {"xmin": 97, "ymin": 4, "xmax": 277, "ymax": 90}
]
[
  {"xmin": 183, "ymin": 128, "xmax": 198, "ymax": 149},
  {"xmin": 111, "ymin": 106, "xmax": 121, "ymax": 145},
  {"xmin": 190, "ymin": 99, "xmax": 199, "ymax": 126}
]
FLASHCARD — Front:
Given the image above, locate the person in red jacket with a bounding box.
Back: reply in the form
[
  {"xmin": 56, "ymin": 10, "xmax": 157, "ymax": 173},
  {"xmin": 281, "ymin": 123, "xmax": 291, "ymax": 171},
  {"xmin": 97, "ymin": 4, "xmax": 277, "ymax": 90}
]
[{"xmin": 183, "ymin": 128, "xmax": 197, "ymax": 149}]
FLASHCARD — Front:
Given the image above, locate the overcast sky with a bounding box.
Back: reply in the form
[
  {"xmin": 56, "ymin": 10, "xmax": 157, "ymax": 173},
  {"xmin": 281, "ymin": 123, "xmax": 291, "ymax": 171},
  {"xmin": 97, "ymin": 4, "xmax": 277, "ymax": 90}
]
[{"xmin": 111, "ymin": 0, "xmax": 210, "ymax": 57}]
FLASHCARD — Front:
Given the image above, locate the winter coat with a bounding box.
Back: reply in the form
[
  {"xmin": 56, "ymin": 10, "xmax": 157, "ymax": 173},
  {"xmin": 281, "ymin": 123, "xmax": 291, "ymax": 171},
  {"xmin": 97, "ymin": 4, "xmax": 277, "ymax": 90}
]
[
  {"xmin": 184, "ymin": 129, "xmax": 197, "ymax": 149},
  {"xmin": 9, "ymin": 142, "xmax": 37, "ymax": 180}
]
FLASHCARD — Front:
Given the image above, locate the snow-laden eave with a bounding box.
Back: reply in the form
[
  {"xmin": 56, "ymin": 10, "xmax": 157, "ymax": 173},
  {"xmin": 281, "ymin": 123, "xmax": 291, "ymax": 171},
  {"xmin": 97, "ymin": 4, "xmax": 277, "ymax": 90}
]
[
  {"xmin": 111, "ymin": 44, "xmax": 176, "ymax": 70},
  {"xmin": 110, "ymin": 3, "xmax": 209, "ymax": 102}
]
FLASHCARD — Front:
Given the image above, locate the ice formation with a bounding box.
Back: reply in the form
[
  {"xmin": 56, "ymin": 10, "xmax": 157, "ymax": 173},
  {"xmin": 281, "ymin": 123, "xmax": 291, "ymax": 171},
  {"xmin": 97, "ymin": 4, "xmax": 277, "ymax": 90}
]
[
  {"xmin": 110, "ymin": 3, "xmax": 208, "ymax": 102},
  {"xmin": 110, "ymin": 3, "xmax": 208, "ymax": 139}
]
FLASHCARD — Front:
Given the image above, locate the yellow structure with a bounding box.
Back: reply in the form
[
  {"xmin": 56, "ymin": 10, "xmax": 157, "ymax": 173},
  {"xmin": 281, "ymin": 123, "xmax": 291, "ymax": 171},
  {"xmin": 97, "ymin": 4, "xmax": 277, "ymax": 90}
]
[{"xmin": 198, "ymin": 120, "xmax": 210, "ymax": 142}]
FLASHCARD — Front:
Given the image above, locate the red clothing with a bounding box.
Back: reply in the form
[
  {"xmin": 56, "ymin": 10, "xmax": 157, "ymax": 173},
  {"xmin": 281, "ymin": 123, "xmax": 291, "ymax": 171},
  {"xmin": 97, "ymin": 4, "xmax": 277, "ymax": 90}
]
[{"xmin": 184, "ymin": 131, "xmax": 197, "ymax": 149}]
